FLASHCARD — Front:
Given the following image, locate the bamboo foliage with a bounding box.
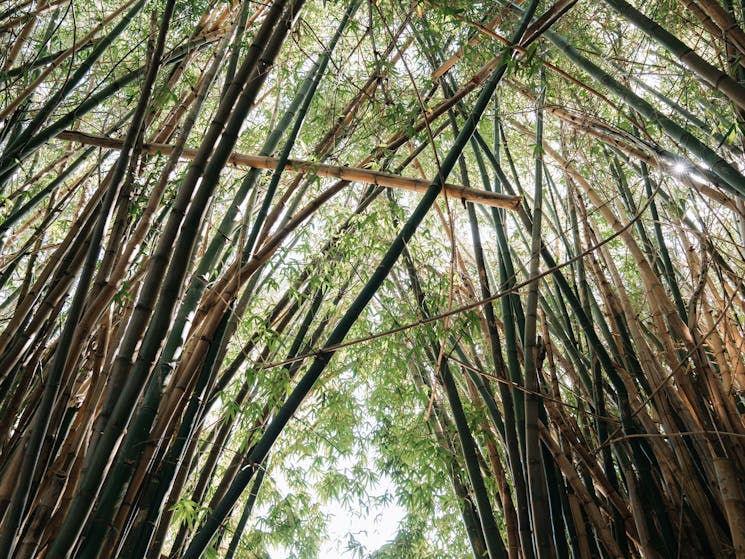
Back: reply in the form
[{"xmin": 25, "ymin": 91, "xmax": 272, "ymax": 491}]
[{"xmin": 2, "ymin": 0, "xmax": 745, "ymax": 558}]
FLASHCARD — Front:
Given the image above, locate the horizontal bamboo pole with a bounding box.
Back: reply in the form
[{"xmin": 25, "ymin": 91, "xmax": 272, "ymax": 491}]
[{"xmin": 56, "ymin": 130, "xmax": 521, "ymax": 210}]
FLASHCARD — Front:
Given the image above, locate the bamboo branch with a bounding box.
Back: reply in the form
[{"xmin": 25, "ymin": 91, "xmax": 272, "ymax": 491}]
[{"xmin": 56, "ymin": 130, "xmax": 522, "ymax": 210}]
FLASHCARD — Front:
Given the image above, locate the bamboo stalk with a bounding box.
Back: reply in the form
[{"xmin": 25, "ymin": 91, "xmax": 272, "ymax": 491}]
[
  {"xmin": 55, "ymin": 1, "xmax": 300, "ymax": 556},
  {"xmin": 523, "ymin": 68, "xmax": 553, "ymax": 559},
  {"xmin": 55, "ymin": 130, "xmax": 521, "ymax": 210},
  {"xmin": 546, "ymin": 28, "xmax": 745, "ymax": 199},
  {"xmin": 715, "ymin": 457, "xmax": 745, "ymax": 559},
  {"xmin": 0, "ymin": 0, "xmax": 141, "ymax": 121},
  {"xmin": 689, "ymin": 0, "xmax": 745, "ymax": 59},
  {"xmin": 603, "ymin": 0, "xmax": 745, "ymax": 112},
  {"xmin": 181, "ymin": 4, "xmax": 541, "ymax": 556},
  {"xmin": 440, "ymin": 360, "xmax": 509, "ymax": 559}
]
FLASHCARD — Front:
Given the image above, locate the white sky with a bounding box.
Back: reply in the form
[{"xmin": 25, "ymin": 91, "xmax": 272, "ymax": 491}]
[{"xmin": 267, "ymin": 473, "xmax": 406, "ymax": 558}]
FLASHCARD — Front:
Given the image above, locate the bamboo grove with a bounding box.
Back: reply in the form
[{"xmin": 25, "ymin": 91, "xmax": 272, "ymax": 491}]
[{"xmin": 2, "ymin": 0, "xmax": 745, "ymax": 556}]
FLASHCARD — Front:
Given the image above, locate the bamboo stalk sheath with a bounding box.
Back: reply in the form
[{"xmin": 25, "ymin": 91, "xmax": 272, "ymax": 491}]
[{"xmin": 56, "ymin": 130, "xmax": 521, "ymax": 210}]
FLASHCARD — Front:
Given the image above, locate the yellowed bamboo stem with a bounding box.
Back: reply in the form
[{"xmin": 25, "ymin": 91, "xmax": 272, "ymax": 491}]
[
  {"xmin": 0, "ymin": 0, "xmax": 68, "ymax": 33},
  {"xmin": 431, "ymin": 13, "xmax": 505, "ymax": 80},
  {"xmin": 56, "ymin": 130, "xmax": 521, "ymax": 209},
  {"xmin": 690, "ymin": 0, "xmax": 745, "ymax": 60},
  {"xmin": 0, "ymin": 0, "xmax": 141, "ymax": 120},
  {"xmin": 715, "ymin": 457, "xmax": 745, "ymax": 559}
]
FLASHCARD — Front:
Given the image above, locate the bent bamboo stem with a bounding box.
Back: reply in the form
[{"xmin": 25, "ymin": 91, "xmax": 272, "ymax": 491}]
[{"xmin": 56, "ymin": 130, "xmax": 522, "ymax": 210}]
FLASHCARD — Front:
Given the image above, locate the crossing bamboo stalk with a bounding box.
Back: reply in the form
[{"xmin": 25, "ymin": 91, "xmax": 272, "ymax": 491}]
[{"xmin": 55, "ymin": 129, "xmax": 521, "ymax": 210}]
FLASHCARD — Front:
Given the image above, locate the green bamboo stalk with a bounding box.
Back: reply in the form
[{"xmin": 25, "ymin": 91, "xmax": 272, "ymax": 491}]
[
  {"xmin": 603, "ymin": 0, "xmax": 745, "ymax": 111},
  {"xmin": 223, "ymin": 460, "xmax": 268, "ymax": 559},
  {"xmin": 545, "ymin": 29, "xmax": 745, "ymax": 198},
  {"xmin": 588, "ymin": 261, "xmax": 677, "ymax": 556},
  {"xmin": 463, "ymin": 150, "xmax": 535, "ymax": 559},
  {"xmin": 100, "ymin": 11, "xmax": 295, "ymax": 538},
  {"xmin": 621, "ymin": 68, "xmax": 712, "ymax": 135},
  {"xmin": 495, "ymin": 114, "xmax": 672, "ymax": 559},
  {"xmin": 583, "ymin": 163, "xmax": 640, "ymax": 556},
  {"xmin": 608, "ymin": 154, "xmax": 660, "ymax": 268},
  {"xmin": 498, "ymin": 123, "xmax": 526, "ymax": 200},
  {"xmin": 0, "ymin": 94, "xmax": 30, "ymax": 157},
  {"xmin": 568, "ymin": 184, "xmax": 622, "ymax": 541},
  {"xmin": 540, "ymin": 441, "xmax": 571, "ymax": 559},
  {"xmin": 523, "ymin": 296, "xmax": 574, "ymax": 559},
  {"xmin": 164, "ymin": 411, "xmax": 241, "ymax": 556},
  {"xmin": 0, "ymin": 1, "xmax": 175, "ymax": 553},
  {"xmin": 44, "ymin": 1, "xmax": 295, "ymax": 555},
  {"xmin": 0, "ymin": 0, "xmax": 146, "ymax": 186},
  {"xmin": 181, "ymin": 4, "xmax": 541, "ymax": 556},
  {"xmin": 393, "ymin": 235, "xmax": 507, "ymax": 557},
  {"xmin": 522, "ymin": 70, "xmax": 553, "ymax": 559},
  {"xmin": 569, "ymin": 155, "xmax": 680, "ymax": 557},
  {"xmin": 471, "ymin": 128, "xmax": 526, "ymax": 332},
  {"xmin": 219, "ymin": 1, "xmax": 252, "ymax": 99},
  {"xmin": 467, "ymin": 126, "xmax": 539, "ymax": 556},
  {"xmin": 440, "ymin": 359, "xmax": 509, "ymax": 559},
  {"xmin": 469, "ymin": 130, "xmax": 529, "ymax": 453}
]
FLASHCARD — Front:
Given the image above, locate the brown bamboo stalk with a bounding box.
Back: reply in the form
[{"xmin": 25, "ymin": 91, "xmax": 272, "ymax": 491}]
[
  {"xmin": 689, "ymin": 0, "xmax": 745, "ymax": 59},
  {"xmin": 431, "ymin": 13, "xmax": 506, "ymax": 80},
  {"xmin": 723, "ymin": 316, "xmax": 745, "ymax": 392},
  {"xmin": 714, "ymin": 457, "xmax": 745, "ymax": 559},
  {"xmin": 566, "ymin": 490, "xmax": 593, "ymax": 559},
  {"xmin": 0, "ymin": 0, "xmax": 68, "ymax": 33},
  {"xmin": 622, "ymin": 467, "xmax": 662, "ymax": 559},
  {"xmin": 146, "ymin": 7, "xmax": 238, "ymax": 137},
  {"xmin": 16, "ymin": 318, "xmax": 111, "ymax": 558},
  {"xmin": 700, "ymin": 298, "xmax": 734, "ymax": 393},
  {"xmin": 55, "ymin": 130, "xmax": 521, "ymax": 209},
  {"xmin": 0, "ymin": 0, "xmax": 141, "ymax": 120},
  {"xmin": 2, "ymin": 12, "xmax": 37, "ymax": 72}
]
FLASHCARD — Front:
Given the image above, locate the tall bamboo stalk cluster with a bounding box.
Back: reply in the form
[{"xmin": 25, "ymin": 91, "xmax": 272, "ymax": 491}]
[{"xmin": 1, "ymin": 0, "xmax": 745, "ymax": 557}]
